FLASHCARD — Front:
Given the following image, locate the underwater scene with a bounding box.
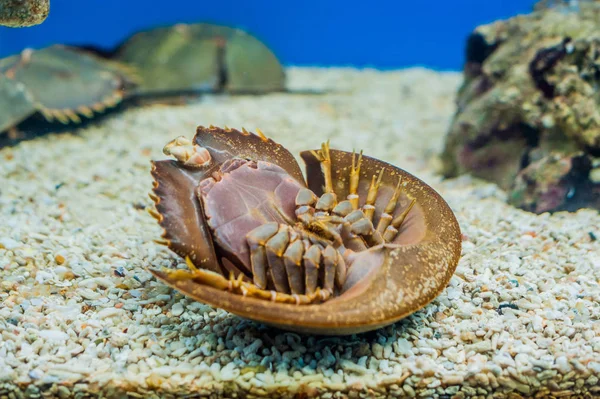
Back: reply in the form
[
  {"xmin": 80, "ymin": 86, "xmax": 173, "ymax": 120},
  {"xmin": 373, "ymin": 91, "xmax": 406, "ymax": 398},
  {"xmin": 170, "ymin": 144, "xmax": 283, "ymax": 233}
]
[{"xmin": 0, "ymin": 0, "xmax": 599, "ymax": 398}]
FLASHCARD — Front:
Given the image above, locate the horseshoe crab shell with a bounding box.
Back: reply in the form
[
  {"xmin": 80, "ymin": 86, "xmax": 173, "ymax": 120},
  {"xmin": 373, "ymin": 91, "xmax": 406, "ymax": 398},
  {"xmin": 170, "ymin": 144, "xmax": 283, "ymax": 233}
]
[
  {"xmin": 115, "ymin": 23, "xmax": 285, "ymax": 95},
  {"xmin": 0, "ymin": 44, "xmax": 135, "ymax": 132},
  {"xmin": 0, "ymin": 73, "xmax": 36, "ymax": 133},
  {"xmin": 149, "ymin": 126, "xmax": 461, "ymax": 335}
]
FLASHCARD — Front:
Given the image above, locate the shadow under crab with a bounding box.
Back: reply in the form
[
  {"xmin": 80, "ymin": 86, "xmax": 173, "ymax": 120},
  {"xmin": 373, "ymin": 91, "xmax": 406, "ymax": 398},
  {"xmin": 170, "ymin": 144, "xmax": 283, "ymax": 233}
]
[{"xmin": 149, "ymin": 126, "xmax": 462, "ymax": 335}]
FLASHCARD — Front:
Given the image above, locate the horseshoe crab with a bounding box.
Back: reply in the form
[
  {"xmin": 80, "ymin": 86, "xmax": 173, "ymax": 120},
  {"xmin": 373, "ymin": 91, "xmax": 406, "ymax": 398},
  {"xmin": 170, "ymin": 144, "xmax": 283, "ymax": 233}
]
[
  {"xmin": 0, "ymin": 73, "xmax": 35, "ymax": 133},
  {"xmin": 114, "ymin": 23, "xmax": 285, "ymax": 95},
  {"xmin": 149, "ymin": 126, "xmax": 461, "ymax": 334},
  {"xmin": 0, "ymin": 44, "xmax": 135, "ymax": 135}
]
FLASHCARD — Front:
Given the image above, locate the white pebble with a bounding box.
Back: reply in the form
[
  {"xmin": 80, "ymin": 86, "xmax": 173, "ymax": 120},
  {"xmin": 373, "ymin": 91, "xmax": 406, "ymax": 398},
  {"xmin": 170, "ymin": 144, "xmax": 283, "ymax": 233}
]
[
  {"xmin": 171, "ymin": 303, "xmax": 184, "ymax": 317},
  {"xmin": 39, "ymin": 330, "xmax": 69, "ymax": 341}
]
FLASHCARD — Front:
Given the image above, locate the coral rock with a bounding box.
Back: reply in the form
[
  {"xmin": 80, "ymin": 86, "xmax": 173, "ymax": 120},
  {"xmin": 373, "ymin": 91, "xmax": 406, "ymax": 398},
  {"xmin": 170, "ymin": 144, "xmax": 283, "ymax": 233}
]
[
  {"xmin": 0, "ymin": 0, "xmax": 49, "ymax": 27},
  {"xmin": 442, "ymin": 3, "xmax": 600, "ymax": 213}
]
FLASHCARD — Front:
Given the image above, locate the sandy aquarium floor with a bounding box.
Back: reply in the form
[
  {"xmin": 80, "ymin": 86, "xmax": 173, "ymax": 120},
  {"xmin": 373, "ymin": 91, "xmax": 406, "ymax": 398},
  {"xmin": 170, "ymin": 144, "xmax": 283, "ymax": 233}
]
[{"xmin": 0, "ymin": 67, "xmax": 599, "ymax": 399}]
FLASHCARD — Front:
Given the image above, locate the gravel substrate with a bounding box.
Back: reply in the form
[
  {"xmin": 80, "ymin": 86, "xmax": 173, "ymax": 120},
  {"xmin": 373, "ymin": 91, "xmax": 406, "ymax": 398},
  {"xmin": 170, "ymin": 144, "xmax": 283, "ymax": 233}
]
[{"xmin": 1, "ymin": 67, "xmax": 599, "ymax": 399}]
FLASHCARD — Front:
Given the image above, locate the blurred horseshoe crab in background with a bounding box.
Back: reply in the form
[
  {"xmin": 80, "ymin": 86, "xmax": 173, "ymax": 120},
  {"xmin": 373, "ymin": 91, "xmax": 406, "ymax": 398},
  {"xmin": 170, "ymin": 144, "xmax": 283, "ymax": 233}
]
[
  {"xmin": 114, "ymin": 23, "xmax": 286, "ymax": 96},
  {"xmin": 0, "ymin": 22, "xmax": 290, "ymax": 144},
  {"xmin": 0, "ymin": 45, "xmax": 135, "ymax": 141}
]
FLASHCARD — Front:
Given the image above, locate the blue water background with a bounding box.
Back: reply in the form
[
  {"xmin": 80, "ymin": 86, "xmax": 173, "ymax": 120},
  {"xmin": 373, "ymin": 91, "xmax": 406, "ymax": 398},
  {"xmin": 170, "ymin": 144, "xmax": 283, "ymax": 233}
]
[{"xmin": 0, "ymin": 1, "xmax": 535, "ymax": 70}]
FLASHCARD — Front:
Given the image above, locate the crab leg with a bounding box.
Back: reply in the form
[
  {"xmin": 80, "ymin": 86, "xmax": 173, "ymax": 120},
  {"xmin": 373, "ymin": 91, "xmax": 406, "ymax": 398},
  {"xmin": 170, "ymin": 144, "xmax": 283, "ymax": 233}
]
[
  {"xmin": 335, "ymin": 251, "xmax": 347, "ymax": 289},
  {"xmin": 265, "ymin": 226, "xmax": 291, "ymax": 293},
  {"xmin": 345, "ymin": 209, "xmax": 367, "ymax": 228},
  {"xmin": 315, "ymin": 192, "xmax": 337, "ymax": 217},
  {"xmin": 303, "ymin": 244, "xmax": 322, "ymax": 295},
  {"xmin": 160, "ymin": 255, "xmax": 333, "ymax": 305},
  {"xmin": 247, "ymin": 218, "xmax": 343, "ymax": 300},
  {"xmin": 321, "ymin": 245, "xmax": 338, "ymax": 293},
  {"xmin": 239, "ymin": 283, "xmax": 331, "ymax": 304},
  {"xmin": 376, "ymin": 178, "xmax": 402, "ymax": 236},
  {"xmin": 310, "ymin": 141, "xmax": 334, "ymax": 194},
  {"xmin": 283, "ymin": 239, "xmax": 305, "ymax": 295},
  {"xmin": 161, "ymin": 267, "xmax": 331, "ymax": 305},
  {"xmin": 163, "ymin": 269, "xmax": 230, "ymax": 289},
  {"xmin": 332, "ymin": 200, "xmax": 353, "ymax": 217},
  {"xmin": 297, "ymin": 226, "xmax": 339, "ymax": 248},
  {"xmin": 363, "ymin": 169, "xmax": 384, "ymax": 221},
  {"xmin": 348, "ymin": 150, "xmax": 363, "ymax": 210},
  {"xmin": 162, "ymin": 257, "xmax": 232, "ymax": 290},
  {"xmin": 391, "ymin": 198, "xmax": 416, "ymax": 229},
  {"xmin": 246, "ymin": 222, "xmax": 279, "ymax": 289},
  {"xmin": 296, "ymin": 188, "xmax": 318, "ymax": 207},
  {"xmin": 345, "ymin": 209, "xmax": 384, "ymax": 246},
  {"xmin": 174, "ymin": 223, "xmax": 345, "ymax": 305},
  {"xmin": 383, "ymin": 198, "xmax": 416, "ymax": 242},
  {"xmin": 295, "ymin": 190, "xmax": 344, "ymax": 246},
  {"xmin": 242, "ymin": 171, "xmax": 372, "ymax": 301},
  {"xmin": 295, "ymin": 188, "xmax": 317, "ymax": 225},
  {"xmin": 338, "ymin": 221, "xmax": 367, "ymax": 252}
]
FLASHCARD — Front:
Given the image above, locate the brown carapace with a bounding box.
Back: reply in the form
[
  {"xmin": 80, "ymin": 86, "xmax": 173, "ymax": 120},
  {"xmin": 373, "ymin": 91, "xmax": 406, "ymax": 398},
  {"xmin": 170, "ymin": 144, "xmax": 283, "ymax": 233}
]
[{"xmin": 149, "ymin": 126, "xmax": 461, "ymax": 334}]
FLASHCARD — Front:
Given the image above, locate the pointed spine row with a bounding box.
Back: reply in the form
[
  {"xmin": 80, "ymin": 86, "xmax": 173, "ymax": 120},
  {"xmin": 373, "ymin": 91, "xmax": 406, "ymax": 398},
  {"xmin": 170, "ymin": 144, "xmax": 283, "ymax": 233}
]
[
  {"xmin": 207, "ymin": 125, "xmax": 269, "ymax": 142},
  {"xmin": 148, "ymin": 165, "xmax": 171, "ymax": 248}
]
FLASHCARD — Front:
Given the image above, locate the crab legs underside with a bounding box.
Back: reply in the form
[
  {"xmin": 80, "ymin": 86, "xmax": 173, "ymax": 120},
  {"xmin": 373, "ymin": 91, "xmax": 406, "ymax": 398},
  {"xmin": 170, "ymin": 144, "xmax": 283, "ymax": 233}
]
[{"xmin": 152, "ymin": 141, "xmax": 415, "ymax": 305}]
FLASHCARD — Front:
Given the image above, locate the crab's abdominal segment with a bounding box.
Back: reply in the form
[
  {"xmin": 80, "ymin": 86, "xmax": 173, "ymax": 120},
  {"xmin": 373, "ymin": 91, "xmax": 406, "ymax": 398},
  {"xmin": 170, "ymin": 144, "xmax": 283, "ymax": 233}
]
[{"xmin": 246, "ymin": 222, "xmax": 279, "ymax": 290}]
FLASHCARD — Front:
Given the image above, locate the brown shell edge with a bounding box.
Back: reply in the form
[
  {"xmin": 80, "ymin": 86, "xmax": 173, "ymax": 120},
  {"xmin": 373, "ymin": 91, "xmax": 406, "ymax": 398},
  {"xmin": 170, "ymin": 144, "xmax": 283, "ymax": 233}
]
[
  {"xmin": 149, "ymin": 160, "xmax": 221, "ymax": 274},
  {"xmin": 193, "ymin": 126, "xmax": 306, "ymax": 185}
]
